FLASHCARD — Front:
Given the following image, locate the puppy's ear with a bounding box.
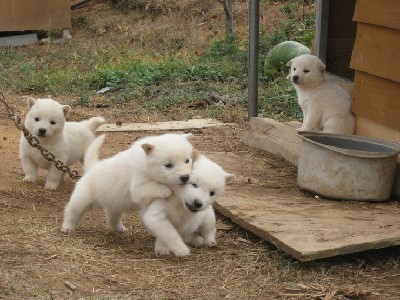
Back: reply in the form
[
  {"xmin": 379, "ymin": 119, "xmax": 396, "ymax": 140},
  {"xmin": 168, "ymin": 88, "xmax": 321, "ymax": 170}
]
[
  {"xmin": 142, "ymin": 143, "xmax": 154, "ymax": 155},
  {"xmin": 183, "ymin": 133, "xmax": 193, "ymax": 140},
  {"xmin": 225, "ymin": 173, "xmax": 236, "ymax": 184},
  {"xmin": 286, "ymin": 59, "xmax": 293, "ymax": 67},
  {"xmin": 27, "ymin": 97, "xmax": 36, "ymax": 109},
  {"xmin": 191, "ymin": 149, "xmax": 200, "ymax": 162},
  {"xmin": 62, "ymin": 105, "xmax": 71, "ymax": 117},
  {"xmin": 317, "ymin": 59, "xmax": 326, "ymax": 72}
]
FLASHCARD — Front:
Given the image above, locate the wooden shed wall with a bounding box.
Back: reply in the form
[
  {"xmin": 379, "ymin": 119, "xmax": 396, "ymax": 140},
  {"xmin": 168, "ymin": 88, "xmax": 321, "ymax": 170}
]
[
  {"xmin": 350, "ymin": 0, "xmax": 400, "ymax": 135},
  {"xmin": 0, "ymin": 0, "xmax": 71, "ymax": 31}
]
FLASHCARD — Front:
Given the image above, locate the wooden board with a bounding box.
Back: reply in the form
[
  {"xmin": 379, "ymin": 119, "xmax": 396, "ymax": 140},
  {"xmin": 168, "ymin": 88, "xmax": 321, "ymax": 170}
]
[
  {"xmin": 209, "ymin": 151, "xmax": 400, "ymax": 261},
  {"xmin": 352, "ymin": 71, "xmax": 400, "ymax": 131},
  {"xmin": 244, "ymin": 117, "xmax": 302, "ymax": 166},
  {"xmin": 96, "ymin": 119, "xmax": 230, "ymax": 132},
  {"xmin": 350, "ymin": 23, "xmax": 400, "ymax": 83},
  {"xmin": 0, "ymin": 0, "xmax": 71, "ymax": 31},
  {"xmin": 353, "ymin": 0, "xmax": 400, "ymax": 30}
]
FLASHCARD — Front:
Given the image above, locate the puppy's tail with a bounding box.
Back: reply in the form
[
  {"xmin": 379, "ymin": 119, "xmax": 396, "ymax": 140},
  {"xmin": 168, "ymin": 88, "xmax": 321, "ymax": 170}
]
[
  {"xmin": 84, "ymin": 134, "xmax": 106, "ymax": 172},
  {"xmin": 86, "ymin": 116, "xmax": 105, "ymax": 132}
]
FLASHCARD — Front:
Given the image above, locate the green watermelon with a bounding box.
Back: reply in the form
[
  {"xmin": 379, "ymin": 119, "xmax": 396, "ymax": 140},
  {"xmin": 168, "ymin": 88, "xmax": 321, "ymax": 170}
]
[{"xmin": 265, "ymin": 41, "xmax": 311, "ymax": 72}]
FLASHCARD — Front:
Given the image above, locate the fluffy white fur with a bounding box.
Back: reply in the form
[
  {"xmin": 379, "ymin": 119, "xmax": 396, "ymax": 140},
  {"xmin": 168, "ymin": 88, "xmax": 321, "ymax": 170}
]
[
  {"xmin": 61, "ymin": 133, "xmax": 195, "ymax": 233},
  {"xmin": 19, "ymin": 97, "xmax": 105, "ymax": 190},
  {"xmin": 141, "ymin": 154, "xmax": 235, "ymax": 257},
  {"xmin": 287, "ymin": 54, "xmax": 355, "ymax": 135}
]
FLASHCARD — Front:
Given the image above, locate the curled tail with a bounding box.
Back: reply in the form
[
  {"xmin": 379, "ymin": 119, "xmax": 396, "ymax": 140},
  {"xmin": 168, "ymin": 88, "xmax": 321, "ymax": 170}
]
[
  {"xmin": 84, "ymin": 134, "xmax": 106, "ymax": 172},
  {"xmin": 86, "ymin": 116, "xmax": 105, "ymax": 132}
]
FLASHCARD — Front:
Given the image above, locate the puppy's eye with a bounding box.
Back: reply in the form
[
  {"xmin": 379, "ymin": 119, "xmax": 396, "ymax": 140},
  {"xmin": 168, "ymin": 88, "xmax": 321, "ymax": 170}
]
[
  {"xmin": 191, "ymin": 183, "xmax": 198, "ymax": 188},
  {"xmin": 293, "ymin": 67, "xmax": 296, "ymax": 71},
  {"xmin": 210, "ymin": 191, "xmax": 215, "ymax": 197},
  {"xmin": 185, "ymin": 158, "xmax": 190, "ymax": 164},
  {"xmin": 50, "ymin": 120, "xmax": 56, "ymax": 125},
  {"xmin": 34, "ymin": 117, "xmax": 40, "ymax": 122},
  {"xmin": 304, "ymin": 69, "xmax": 310, "ymax": 73},
  {"xmin": 165, "ymin": 163, "xmax": 174, "ymax": 169}
]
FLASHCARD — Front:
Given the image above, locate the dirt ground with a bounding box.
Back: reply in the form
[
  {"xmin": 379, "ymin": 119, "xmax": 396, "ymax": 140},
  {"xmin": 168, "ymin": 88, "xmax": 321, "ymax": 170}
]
[{"xmin": 0, "ymin": 99, "xmax": 400, "ymax": 300}]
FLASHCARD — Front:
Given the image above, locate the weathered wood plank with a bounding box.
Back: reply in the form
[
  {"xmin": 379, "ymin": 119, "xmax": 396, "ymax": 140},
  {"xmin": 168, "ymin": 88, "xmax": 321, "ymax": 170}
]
[
  {"xmin": 350, "ymin": 23, "xmax": 400, "ymax": 83},
  {"xmin": 0, "ymin": 0, "xmax": 71, "ymax": 31},
  {"xmin": 208, "ymin": 151, "xmax": 400, "ymax": 261},
  {"xmin": 96, "ymin": 119, "xmax": 230, "ymax": 132},
  {"xmin": 353, "ymin": 0, "xmax": 400, "ymax": 30},
  {"xmin": 244, "ymin": 117, "xmax": 302, "ymax": 166},
  {"xmin": 352, "ymin": 71, "xmax": 400, "ymax": 131}
]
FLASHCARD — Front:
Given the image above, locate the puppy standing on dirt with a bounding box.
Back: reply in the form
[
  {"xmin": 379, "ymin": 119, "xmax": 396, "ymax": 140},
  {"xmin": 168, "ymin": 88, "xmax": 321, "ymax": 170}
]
[
  {"xmin": 141, "ymin": 153, "xmax": 235, "ymax": 257},
  {"xmin": 61, "ymin": 133, "xmax": 195, "ymax": 233},
  {"xmin": 287, "ymin": 54, "xmax": 355, "ymax": 135},
  {"xmin": 19, "ymin": 97, "xmax": 105, "ymax": 190}
]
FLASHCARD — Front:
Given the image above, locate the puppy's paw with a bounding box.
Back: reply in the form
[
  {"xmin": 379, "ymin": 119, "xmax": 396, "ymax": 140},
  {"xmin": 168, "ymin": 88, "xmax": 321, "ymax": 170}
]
[
  {"xmin": 61, "ymin": 227, "xmax": 74, "ymax": 234},
  {"xmin": 154, "ymin": 239, "xmax": 172, "ymax": 255},
  {"xmin": 203, "ymin": 237, "xmax": 217, "ymax": 247},
  {"xmin": 112, "ymin": 225, "xmax": 127, "ymax": 232},
  {"xmin": 44, "ymin": 181, "xmax": 59, "ymax": 191},
  {"xmin": 157, "ymin": 186, "xmax": 172, "ymax": 199},
  {"xmin": 171, "ymin": 244, "xmax": 190, "ymax": 257},
  {"xmin": 190, "ymin": 235, "xmax": 206, "ymax": 247},
  {"xmin": 23, "ymin": 176, "xmax": 37, "ymax": 183}
]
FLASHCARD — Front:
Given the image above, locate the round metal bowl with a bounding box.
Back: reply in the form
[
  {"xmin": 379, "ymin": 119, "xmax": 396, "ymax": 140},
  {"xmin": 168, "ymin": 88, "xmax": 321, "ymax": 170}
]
[{"xmin": 297, "ymin": 132, "xmax": 400, "ymax": 201}]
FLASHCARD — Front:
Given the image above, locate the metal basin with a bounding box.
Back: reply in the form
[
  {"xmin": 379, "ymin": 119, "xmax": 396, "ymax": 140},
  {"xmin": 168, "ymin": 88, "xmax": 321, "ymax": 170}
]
[{"xmin": 297, "ymin": 132, "xmax": 400, "ymax": 201}]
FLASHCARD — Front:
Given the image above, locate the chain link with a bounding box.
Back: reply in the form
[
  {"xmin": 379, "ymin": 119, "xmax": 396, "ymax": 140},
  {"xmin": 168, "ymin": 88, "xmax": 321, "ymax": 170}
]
[{"xmin": 0, "ymin": 92, "xmax": 81, "ymax": 180}]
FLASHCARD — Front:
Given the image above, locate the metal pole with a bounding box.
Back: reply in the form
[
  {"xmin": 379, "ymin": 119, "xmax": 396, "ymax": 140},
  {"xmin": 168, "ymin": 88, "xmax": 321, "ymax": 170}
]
[{"xmin": 248, "ymin": 0, "xmax": 260, "ymax": 121}]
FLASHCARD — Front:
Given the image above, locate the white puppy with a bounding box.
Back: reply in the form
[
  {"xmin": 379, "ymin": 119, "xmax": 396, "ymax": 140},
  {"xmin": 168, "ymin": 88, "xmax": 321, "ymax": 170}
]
[
  {"xmin": 61, "ymin": 133, "xmax": 195, "ymax": 233},
  {"xmin": 19, "ymin": 97, "xmax": 105, "ymax": 190},
  {"xmin": 287, "ymin": 54, "xmax": 355, "ymax": 135},
  {"xmin": 141, "ymin": 154, "xmax": 235, "ymax": 257}
]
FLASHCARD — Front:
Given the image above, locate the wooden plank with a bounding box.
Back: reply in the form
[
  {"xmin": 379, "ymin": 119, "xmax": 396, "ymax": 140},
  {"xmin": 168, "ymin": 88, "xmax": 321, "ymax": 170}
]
[
  {"xmin": 350, "ymin": 23, "xmax": 400, "ymax": 83},
  {"xmin": 96, "ymin": 119, "xmax": 230, "ymax": 132},
  {"xmin": 352, "ymin": 71, "xmax": 400, "ymax": 131},
  {"xmin": 0, "ymin": 0, "xmax": 71, "ymax": 31},
  {"xmin": 243, "ymin": 117, "xmax": 302, "ymax": 166},
  {"xmin": 208, "ymin": 151, "xmax": 400, "ymax": 261},
  {"xmin": 353, "ymin": 0, "xmax": 400, "ymax": 30}
]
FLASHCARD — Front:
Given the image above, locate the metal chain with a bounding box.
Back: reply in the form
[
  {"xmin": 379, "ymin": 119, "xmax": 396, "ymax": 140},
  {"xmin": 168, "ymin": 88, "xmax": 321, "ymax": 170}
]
[{"xmin": 0, "ymin": 92, "xmax": 81, "ymax": 180}]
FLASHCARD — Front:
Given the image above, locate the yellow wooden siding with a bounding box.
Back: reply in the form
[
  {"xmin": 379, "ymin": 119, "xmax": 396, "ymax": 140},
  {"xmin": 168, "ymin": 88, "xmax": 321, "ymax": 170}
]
[
  {"xmin": 352, "ymin": 71, "xmax": 400, "ymax": 131},
  {"xmin": 353, "ymin": 0, "xmax": 400, "ymax": 30},
  {"xmin": 0, "ymin": 0, "xmax": 71, "ymax": 31},
  {"xmin": 350, "ymin": 23, "xmax": 400, "ymax": 84}
]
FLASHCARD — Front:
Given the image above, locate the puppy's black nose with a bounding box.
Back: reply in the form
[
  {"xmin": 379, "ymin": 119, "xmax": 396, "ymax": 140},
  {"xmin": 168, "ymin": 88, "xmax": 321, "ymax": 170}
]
[
  {"xmin": 180, "ymin": 175, "xmax": 189, "ymax": 183},
  {"xmin": 38, "ymin": 128, "xmax": 46, "ymax": 136},
  {"xmin": 193, "ymin": 199, "xmax": 202, "ymax": 209},
  {"xmin": 292, "ymin": 75, "xmax": 299, "ymax": 83}
]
